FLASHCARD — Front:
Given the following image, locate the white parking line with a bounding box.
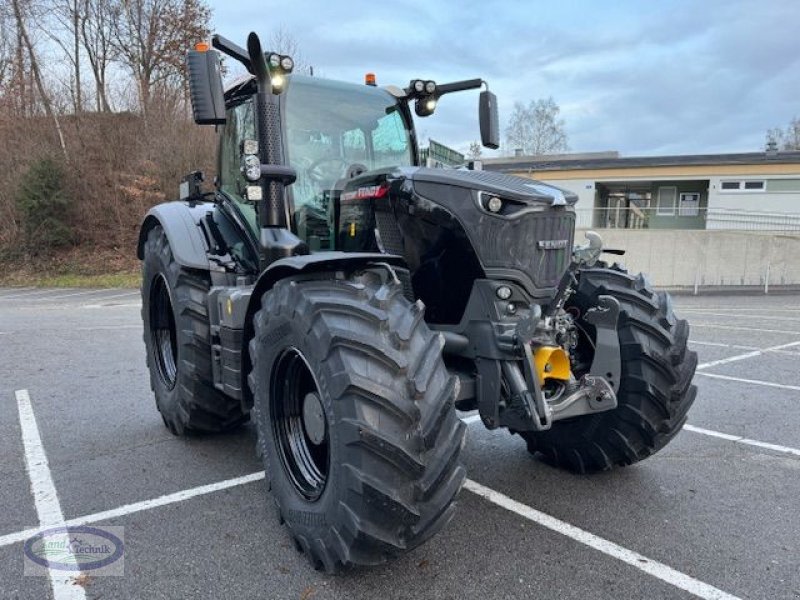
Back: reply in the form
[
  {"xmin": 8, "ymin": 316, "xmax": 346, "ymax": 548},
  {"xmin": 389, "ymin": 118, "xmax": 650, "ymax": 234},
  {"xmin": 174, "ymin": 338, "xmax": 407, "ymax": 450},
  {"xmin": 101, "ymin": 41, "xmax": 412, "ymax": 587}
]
[
  {"xmin": 0, "ymin": 288, "xmax": 74, "ymax": 300},
  {"xmin": 696, "ymin": 372, "xmax": 800, "ymax": 392},
  {"xmin": 0, "ymin": 458, "xmax": 741, "ymax": 600},
  {"xmin": 691, "ymin": 322, "xmax": 800, "ymax": 335},
  {"xmin": 15, "ymin": 390, "xmax": 86, "ymax": 599},
  {"xmin": 83, "ymin": 302, "xmax": 142, "ymax": 310},
  {"xmin": 680, "ymin": 307, "xmax": 800, "ymax": 313},
  {"xmin": 0, "ymin": 472, "xmax": 266, "ymax": 549},
  {"xmin": 75, "ymin": 325, "xmax": 142, "ymax": 331},
  {"xmin": 684, "ymin": 311, "xmax": 800, "ymax": 323},
  {"xmin": 690, "ymin": 340, "xmax": 760, "ymax": 350},
  {"xmin": 27, "ymin": 288, "xmax": 123, "ymax": 301},
  {"xmin": 697, "ymin": 341, "xmax": 800, "ymax": 370},
  {"xmin": 76, "ymin": 291, "xmax": 140, "ymax": 303},
  {"xmin": 683, "ymin": 425, "xmax": 800, "ymax": 457},
  {"xmin": 464, "ymin": 479, "xmax": 740, "ymax": 600}
]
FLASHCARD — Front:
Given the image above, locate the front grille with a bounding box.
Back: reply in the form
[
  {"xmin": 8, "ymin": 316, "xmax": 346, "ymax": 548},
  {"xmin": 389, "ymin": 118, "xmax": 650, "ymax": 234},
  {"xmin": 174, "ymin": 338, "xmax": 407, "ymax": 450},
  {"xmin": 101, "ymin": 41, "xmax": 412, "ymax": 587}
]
[{"xmin": 476, "ymin": 209, "xmax": 574, "ymax": 290}]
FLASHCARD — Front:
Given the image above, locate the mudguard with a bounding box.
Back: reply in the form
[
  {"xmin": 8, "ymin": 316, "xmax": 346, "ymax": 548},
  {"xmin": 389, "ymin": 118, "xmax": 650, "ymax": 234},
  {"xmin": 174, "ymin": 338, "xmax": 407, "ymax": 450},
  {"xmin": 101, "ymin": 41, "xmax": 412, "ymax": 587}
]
[
  {"xmin": 247, "ymin": 252, "xmax": 407, "ymax": 315},
  {"xmin": 136, "ymin": 202, "xmax": 211, "ymax": 270}
]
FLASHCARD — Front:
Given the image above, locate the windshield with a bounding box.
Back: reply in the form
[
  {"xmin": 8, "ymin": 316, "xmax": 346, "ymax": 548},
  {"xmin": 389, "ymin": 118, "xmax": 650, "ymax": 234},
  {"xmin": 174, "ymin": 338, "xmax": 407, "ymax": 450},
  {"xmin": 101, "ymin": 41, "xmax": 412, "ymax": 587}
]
[{"xmin": 284, "ymin": 75, "xmax": 414, "ymax": 247}]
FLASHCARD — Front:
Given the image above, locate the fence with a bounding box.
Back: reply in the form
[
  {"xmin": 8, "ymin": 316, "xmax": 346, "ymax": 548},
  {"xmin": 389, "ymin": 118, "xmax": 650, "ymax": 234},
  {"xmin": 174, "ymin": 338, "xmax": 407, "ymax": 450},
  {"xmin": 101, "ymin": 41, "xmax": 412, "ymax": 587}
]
[{"xmin": 574, "ymin": 207, "xmax": 800, "ymax": 232}]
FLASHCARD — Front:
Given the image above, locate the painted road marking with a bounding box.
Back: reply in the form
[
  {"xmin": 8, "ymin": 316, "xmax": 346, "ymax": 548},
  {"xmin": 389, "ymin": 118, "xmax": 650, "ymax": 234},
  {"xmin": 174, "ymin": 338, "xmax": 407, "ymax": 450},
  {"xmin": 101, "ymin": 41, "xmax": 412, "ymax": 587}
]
[
  {"xmin": 683, "ymin": 425, "xmax": 800, "ymax": 457},
  {"xmin": 75, "ymin": 325, "xmax": 142, "ymax": 331},
  {"xmin": 461, "ymin": 414, "xmax": 799, "ymax": 458},
  {"xmin": 0, "ymin": 473, "xmax": 267, "ymax": 549},
  {"xmin": 680, "ymin": 307, "xmax": 800, "ymax": 313},
  {"xmin": 690, "ymin": 340, "xmax": 760, "ymax": 350},
  {"xmin": 0, "ymin": 460, "xmax": 741, "ymax": 600},
  {"xmin": 696, "ymin": 372, "xmax": 800, "ymax": 392},
  {"xmin": 83, "ymin": 302, "xmax": 141, "ymax": 309},
  {"xmin": 463, "ymin": 480, "xmax": 740, "ymax": 600},
  {"xmin": 26, "ymin": 288, "xmax": 124, "ymax": 301},
  {"xmin": 16, "ymin": 390, "xmax": 86, "ymax": 599},
  {"xmin": 691, "ymin": 323, "xmax": 800, "ymax": 335},
  {"xmin": 0, "ymin": 288, "xmax": 73, "ymax": 300},
  {"xmin": 697, "ymin": 341, "xmax": 800, "ymax": 370},
  {"xmin": 682, "ymin": 311, "xmax": 800, "ymax": 323}
]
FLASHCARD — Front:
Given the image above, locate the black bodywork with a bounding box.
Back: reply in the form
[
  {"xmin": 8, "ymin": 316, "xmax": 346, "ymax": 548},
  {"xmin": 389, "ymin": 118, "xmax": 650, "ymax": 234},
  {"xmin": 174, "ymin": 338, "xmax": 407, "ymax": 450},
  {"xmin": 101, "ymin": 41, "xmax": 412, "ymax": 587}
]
[{"xmin": 336, "ymin": 167, "xmax": 576, "ymax": 324}]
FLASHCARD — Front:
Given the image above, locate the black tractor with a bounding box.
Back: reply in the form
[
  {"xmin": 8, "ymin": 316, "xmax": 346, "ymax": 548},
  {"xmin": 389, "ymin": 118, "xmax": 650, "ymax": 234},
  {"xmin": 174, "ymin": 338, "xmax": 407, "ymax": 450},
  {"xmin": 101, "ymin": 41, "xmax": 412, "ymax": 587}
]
[{"xmin": 138, "ymin": 31, "xmax": 697, "ymax": 573}]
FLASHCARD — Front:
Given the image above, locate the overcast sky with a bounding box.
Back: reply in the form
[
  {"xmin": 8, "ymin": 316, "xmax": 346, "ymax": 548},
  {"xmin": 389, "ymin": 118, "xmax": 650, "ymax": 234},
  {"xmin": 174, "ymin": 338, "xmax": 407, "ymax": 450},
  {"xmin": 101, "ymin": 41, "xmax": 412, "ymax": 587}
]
[{"xmin": 209, "ymin": 0, "xmax": 799, "ymax": 158}]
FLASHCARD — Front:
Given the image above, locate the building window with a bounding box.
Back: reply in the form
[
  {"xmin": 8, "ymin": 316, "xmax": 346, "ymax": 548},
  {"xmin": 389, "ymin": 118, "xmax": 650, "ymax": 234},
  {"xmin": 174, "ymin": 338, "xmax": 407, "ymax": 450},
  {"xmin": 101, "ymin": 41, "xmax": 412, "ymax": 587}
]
[
  {"xmin": 719, "ymin": 180, "xmax": 766, "ymax": 192},
  {"xmin": 679, "ymin": 192, "xmax": 700, "ymax": 216},
  {"xmin": 656, "ymin": 186, "xmax": 677, "ymax": 215}
]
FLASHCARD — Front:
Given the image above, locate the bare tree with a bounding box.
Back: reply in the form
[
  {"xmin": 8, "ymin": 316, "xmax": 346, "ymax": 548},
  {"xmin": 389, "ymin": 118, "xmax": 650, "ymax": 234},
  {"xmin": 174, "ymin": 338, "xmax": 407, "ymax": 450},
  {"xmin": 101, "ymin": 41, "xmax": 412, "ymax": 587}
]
[
  {"xmin": 11, "ymin": 0, "xmax": 68, "ymax": 159},
  {"xmin": 467, "ymin": 141, "xmax": 482, "ymax": 160},
  {"xmin": 111, "ymin": 0, "xmax": 210, "ymax": 115},
  {"xmin": 269, "ymin": 26, "xmax": 312, "ymax": 75},
  {"xmin": 81, "ymin": 0, "xmax": 118, "ymax": 111},
  {"xmin": 0, "ymin": 7, "xmax": 11, "ymax": 87},
  {"xmin": 767, "ymin": 117, "xmax": 800, "ymax": 151},
  {"xmin": 40, "ymin": 0, "xmax": 86, "ymax": 112},
  {"xmin": 505, "ymin": 97, "xmax": 569, "ymax": 156}
]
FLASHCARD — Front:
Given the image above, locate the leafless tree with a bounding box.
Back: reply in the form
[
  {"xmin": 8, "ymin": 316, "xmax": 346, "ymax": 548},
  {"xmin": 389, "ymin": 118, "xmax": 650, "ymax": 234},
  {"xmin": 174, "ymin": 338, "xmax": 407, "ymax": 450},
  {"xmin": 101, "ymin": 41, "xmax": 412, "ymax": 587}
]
[
  {"xmin": 111, "ymin": 0, "xmax": 210, "ymax": 115},
  {"xmin": 80, "ymin": 0, "xmax": 118, "ymax": 111},
  {"xmin": 269, "ymin": 26, "xmax": 312, "ymax": 75},
  {"xmin": 11, "ymin": 0, "xmax": 68, "ymax": 159},
  {"xmin": 767, "ymin": 117, "xmax": 800, "ymax": 151},
  {"xmin": 505, "ymin": 97, "xmax": 569, "ymax": 156},
  {"xmin": 467, "ymin": 141, "xmax": 482, "ymax": 160},
  {"xmin": 38, "ymin": 0, "xmax": 86, "ymax": 112},
  {"xmin": 0, "ymin": 6, "xmax": 13, "ymax": 91}
]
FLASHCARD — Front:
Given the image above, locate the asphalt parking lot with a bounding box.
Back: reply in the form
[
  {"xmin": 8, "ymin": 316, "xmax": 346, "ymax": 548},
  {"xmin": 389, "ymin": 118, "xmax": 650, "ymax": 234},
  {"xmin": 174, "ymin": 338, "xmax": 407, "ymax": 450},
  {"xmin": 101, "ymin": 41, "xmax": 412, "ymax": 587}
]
[{"xmin": 1, "ymin": 286, "xmax": 798, "ymax": 599}]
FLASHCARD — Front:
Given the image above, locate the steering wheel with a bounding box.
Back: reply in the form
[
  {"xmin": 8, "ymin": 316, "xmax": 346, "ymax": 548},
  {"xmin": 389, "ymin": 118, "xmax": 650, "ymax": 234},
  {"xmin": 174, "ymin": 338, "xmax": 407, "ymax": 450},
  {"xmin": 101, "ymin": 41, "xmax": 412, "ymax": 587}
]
[{"xmin": 307, "ymin": 157, "xmax": 351, "ymax": 184}]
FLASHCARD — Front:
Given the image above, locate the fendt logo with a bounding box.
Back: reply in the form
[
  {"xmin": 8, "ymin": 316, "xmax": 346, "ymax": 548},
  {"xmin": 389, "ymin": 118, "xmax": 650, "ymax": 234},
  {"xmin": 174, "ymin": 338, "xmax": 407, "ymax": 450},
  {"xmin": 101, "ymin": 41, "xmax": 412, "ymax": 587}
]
[
  {"xmin": 341, "ymin": 184, "xmax": 389, "ymax": 202},
  {"xmin": 537, "ymin": 239, "xmax": 570, "ymax": 250}
]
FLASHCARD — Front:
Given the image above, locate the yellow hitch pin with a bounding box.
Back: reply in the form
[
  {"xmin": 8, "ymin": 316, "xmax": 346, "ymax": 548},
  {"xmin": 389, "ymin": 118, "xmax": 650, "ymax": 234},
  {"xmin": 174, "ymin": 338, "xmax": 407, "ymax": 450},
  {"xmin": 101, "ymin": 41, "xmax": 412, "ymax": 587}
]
[{"xmin": 349, "ymin": 222, "xmax": 356, "ymax": 237}]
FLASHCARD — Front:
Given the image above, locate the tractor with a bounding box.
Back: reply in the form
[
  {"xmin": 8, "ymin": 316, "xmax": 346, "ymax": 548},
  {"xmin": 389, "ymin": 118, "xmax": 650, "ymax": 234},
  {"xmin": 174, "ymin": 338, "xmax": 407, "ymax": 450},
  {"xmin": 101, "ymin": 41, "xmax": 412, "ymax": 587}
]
[{"xmin": 137, "ymin": 31, "xmax": 697, "ymax": 573}]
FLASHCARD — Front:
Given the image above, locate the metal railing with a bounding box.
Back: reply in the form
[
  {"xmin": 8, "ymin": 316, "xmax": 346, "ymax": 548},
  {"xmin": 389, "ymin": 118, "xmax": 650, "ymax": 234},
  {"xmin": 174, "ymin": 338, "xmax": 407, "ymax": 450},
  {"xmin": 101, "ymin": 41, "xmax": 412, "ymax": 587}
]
[{"xmin": 574, "ymin": 207, "xmax": 800, "ymax": 232}]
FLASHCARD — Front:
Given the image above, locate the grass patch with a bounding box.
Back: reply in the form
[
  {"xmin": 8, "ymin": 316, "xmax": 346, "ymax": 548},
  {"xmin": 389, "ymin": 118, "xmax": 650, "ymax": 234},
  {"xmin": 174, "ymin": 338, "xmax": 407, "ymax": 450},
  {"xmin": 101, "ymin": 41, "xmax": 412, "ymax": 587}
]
[
  {"xmin": 0, "ymin": 270, "xmax": 140, "ymax": 289},
  {"xmin": 0, "ymin": 247, "xmax": 140, "ymax": 288}
]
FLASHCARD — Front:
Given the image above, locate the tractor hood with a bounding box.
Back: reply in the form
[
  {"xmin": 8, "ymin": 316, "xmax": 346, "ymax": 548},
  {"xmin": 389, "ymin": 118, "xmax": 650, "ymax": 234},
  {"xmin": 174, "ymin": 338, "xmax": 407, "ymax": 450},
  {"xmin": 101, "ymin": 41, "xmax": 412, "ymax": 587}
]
[{"xmin": 400, "ymin": 167, "xmax": 579, "ymax": 208}]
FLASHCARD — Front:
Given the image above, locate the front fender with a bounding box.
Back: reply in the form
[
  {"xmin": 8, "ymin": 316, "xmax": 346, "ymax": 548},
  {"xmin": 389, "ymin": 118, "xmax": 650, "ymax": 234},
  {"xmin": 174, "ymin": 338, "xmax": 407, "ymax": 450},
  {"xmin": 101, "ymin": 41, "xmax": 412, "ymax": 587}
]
[
  {"xmin": 136, "ymin": 202, "xmax": 211, "ymax": 270},
  {"xmin": 239, "ymin": 251, "xmax": 407, "ymax": 408}
]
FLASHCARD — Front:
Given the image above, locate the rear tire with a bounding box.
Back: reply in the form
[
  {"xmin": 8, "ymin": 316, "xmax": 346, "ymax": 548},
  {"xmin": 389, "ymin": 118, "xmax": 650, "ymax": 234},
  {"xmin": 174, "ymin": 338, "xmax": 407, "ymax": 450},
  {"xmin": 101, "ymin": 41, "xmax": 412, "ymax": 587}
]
[
  {"xmin": 521, "ymin": 264, "xmax": 697, "ymax": 473},
  {"xmin": 249, "ymin": 271, "xmax": 466, "ymax": 572},
  {"xmin": 141, "ymin": 225, "xmax": 248, "ymax": 435}
]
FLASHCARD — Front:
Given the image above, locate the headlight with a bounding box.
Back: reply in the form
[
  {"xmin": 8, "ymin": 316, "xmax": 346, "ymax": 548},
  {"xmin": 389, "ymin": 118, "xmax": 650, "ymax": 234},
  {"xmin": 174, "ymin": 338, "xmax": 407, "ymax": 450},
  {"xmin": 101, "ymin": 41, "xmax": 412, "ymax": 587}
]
[
  {"xmin": 487, "ymin": 196, "xmax": 503, "ymax": 213},
  {"xmin": 424, "ymin": 80, "xmax": 436, "ymax": 94},
  {"xmin": 268, "ymin": 53, "xmax": 280, "ymax": 68},
  {"xmin": 496, "ymin": 285, "xmax": 512, "ymax": 300},
  {"xmin": 413, "ymin": 79, "xmax": 425, "ymax": 93},
  {"xmin": 280, "ymin": 56, "xmax": 294, "ymax": 72},
  {"xmin": 242, "ymin": 155, "xmax": 261, "ymax": 181}
]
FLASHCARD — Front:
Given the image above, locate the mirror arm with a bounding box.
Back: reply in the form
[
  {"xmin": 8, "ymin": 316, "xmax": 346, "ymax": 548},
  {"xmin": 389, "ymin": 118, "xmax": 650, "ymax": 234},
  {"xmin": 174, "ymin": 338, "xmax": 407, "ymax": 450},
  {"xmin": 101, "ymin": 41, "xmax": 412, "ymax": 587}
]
[{"xmin": 211, "ymin": 34, "xmax": 253, "ymax": 73}]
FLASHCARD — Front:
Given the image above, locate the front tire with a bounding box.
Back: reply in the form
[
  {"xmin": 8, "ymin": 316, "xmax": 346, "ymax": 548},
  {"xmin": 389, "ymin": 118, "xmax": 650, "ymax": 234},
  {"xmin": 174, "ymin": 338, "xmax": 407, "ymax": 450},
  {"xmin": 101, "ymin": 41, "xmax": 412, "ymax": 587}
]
[
  {"xmin": 249, "ymin": 271, "xmax": 466, "ymax": 572},
  {"xmin": 141, "ymin": 225, "xmax": 248, "ymax": 435},
  {"xmin": 521, "ymin": 264, "xmax": 698, "ymax": 473}
]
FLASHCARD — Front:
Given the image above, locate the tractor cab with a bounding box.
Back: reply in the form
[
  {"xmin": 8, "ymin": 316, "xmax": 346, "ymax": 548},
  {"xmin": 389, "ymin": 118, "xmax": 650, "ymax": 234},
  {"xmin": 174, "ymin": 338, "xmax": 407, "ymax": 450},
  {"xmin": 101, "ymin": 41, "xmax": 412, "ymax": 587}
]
[{"xmin": 218, "ymin": 74, "xmax": 417, "ymax": 251}]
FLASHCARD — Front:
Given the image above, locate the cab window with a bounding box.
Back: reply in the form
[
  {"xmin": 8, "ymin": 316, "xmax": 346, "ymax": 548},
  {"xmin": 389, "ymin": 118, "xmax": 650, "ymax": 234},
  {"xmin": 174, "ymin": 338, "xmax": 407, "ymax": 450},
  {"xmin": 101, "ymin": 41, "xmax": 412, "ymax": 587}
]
[{"xmin": 219, "ymin": 99, "xmax": 258, "ymax": 232}]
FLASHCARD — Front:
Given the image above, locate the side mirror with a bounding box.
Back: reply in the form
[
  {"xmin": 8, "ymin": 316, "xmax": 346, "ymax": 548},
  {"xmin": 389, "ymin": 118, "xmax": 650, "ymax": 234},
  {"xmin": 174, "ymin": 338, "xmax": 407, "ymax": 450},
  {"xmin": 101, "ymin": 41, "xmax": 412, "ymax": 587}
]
[
  {"xmin": 186, "ymin": 49, "xmax": 226, "ymax": 125},
  {"xmin": 479, "ymin": 90, "xmax": 499, "ymax": 149}
]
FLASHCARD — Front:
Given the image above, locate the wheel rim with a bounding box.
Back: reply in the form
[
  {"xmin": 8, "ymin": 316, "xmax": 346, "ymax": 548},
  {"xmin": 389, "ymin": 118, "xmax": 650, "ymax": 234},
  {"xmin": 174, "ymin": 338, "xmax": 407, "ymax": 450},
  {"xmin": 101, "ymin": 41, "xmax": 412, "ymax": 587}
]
[
  {"xmin": 270, "ymin": 348, "xmax": 329, "ymax": 501},
  {"xmin": 149, "ymin": 274, "xmax": 178, "ymax": 390}
]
